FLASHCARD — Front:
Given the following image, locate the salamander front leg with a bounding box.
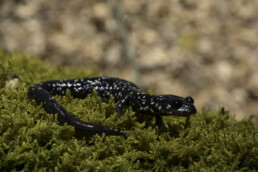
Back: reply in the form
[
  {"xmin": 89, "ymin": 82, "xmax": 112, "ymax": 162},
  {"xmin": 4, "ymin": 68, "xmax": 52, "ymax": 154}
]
[
  {"xmin": 155, "ymin": 115, "xmax": 166, "ymax": 128},
  {"xmin": 115, "ymin": 94, "xmax": 132, "ymax": 118}
]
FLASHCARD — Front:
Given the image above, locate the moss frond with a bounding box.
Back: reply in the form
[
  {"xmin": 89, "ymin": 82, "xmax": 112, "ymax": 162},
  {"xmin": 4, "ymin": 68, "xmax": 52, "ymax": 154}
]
[{"xmin": 0, "ymin": 52, "xmax": 257, "ymax": 171}]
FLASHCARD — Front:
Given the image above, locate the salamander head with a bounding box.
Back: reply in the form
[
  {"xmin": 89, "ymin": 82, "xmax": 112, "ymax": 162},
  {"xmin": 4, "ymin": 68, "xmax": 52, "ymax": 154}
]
[{"xmin": 157, "ymin": 95, "xmax": 197, "ymax": 116}]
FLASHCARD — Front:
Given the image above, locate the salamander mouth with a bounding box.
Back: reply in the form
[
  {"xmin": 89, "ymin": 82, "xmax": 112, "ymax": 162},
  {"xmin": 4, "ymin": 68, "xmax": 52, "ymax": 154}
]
[{"xmin": 174, "ymin": 104, "xmax": 197, "ymax": 116}]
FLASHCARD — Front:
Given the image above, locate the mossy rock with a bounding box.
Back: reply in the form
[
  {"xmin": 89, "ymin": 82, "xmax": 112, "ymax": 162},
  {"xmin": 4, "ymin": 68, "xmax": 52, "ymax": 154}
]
[{"xmin": 0, "ymin": 51, "xmax": 257, "ymax": 171}]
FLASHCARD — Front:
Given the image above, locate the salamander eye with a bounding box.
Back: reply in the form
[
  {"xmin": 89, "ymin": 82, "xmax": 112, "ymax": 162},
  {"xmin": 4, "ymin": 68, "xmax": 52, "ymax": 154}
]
[
  {"xmin": 185, "ymin": 96, "xmax": 194, "ymax": 104},
  {"xmin": 172, "ymin": 100, "xmax": 182, "ymax": 109}
]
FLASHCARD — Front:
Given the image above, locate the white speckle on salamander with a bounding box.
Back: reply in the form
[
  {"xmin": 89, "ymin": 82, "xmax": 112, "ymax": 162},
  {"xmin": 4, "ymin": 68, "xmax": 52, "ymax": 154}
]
[
  {"xmin": 144, "ymin": 106, "xmax": 149, "ymax": 111},
  {"xmin": 60, "ymin": 83, "xmax": 67, "ymax": 87}
]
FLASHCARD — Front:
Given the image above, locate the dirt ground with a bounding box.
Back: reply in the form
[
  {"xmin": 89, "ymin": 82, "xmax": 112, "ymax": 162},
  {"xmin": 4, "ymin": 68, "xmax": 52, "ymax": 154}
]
[{"xmin": 1, "ymin": 0, "xmax": 258, "ymax": 121}]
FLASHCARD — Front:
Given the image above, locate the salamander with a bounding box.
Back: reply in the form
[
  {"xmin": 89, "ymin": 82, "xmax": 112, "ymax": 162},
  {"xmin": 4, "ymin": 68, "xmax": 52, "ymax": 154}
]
[{"xmin": 28, "ymin": 77, "xmax": 197, "ymax": 136}]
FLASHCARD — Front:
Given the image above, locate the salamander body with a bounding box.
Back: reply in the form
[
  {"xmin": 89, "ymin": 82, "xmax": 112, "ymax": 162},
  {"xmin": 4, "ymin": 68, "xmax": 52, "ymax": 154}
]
[{"xmin": 28, "ymin": 77, "xmax": 197, "ymax": 136}]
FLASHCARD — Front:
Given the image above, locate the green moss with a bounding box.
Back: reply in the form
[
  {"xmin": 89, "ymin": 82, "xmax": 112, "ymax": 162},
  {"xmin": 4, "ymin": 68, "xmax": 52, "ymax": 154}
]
[{"xmin": 0, "ymin": 51, "xmax": 257, "ymax": 171}]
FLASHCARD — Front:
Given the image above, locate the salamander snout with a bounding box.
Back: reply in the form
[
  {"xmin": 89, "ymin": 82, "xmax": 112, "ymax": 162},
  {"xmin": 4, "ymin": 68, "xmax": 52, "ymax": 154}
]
[
  {"xmin": 160, "ymin": 95, "xmax": 197, "ymax": 116},
  {"xmin": 169, "ymin": 96, "xmax": 197, "ymax": 116},
  {"xmin": 182, "ymin": 96, "xmax": 197, "ymax": 115}
]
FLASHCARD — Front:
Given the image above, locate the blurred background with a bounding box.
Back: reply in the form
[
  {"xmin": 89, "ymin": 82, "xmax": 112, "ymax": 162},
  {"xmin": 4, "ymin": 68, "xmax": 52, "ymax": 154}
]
[{"xmin": 0, "ymin": 0, "xmax": 258, "ymax": 121}]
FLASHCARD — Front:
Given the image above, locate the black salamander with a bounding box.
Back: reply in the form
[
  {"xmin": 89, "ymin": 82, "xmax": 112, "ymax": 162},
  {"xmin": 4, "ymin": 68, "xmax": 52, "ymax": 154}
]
[{"xmin": 28, "ymin": 77, "xmax": 197, "ymax": 136}]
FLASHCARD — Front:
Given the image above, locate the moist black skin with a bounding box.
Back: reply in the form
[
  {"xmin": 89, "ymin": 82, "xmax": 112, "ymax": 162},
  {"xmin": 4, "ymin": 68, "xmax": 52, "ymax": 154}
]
[{"xmin": 28, "ymin": 77, "xmax": 197, "ymax": 136}]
